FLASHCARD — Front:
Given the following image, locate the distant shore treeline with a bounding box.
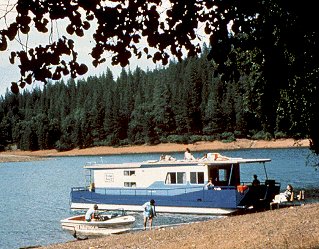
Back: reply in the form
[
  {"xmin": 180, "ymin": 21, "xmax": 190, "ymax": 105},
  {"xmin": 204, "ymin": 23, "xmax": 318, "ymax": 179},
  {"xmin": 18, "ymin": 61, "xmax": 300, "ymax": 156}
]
[{"xmin": 0, "ymin": 45, "xmax": 307, "ymax": 152}]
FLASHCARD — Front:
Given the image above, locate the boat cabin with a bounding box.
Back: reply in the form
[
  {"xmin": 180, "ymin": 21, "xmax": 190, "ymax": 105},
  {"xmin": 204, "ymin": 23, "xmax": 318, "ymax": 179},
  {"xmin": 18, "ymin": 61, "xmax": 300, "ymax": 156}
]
[{"xmin": 85, "ymin": 159, "xmax": 266, "ymax": 190}]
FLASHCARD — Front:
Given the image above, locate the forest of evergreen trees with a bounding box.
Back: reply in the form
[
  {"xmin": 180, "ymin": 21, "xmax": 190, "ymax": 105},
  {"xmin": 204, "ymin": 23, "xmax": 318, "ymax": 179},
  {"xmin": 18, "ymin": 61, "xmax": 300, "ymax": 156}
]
[{"xmin": 0, "ymin": 45, "xmax": 307, "ymax": 152}]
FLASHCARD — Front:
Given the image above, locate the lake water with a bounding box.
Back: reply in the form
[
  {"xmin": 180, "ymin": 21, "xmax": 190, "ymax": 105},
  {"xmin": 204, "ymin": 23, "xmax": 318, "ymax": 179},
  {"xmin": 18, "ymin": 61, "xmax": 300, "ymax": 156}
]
[{"xmin": 1, "ymin": 148, "xmax": 319, "ymax": 249}]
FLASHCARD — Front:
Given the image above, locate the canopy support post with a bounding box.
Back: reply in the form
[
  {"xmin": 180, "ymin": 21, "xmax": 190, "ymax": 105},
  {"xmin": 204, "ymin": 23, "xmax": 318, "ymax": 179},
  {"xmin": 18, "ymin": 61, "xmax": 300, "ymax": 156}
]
[{"xmin": 263, "ymin": 162, "xmax": 268, "ymax": 180}]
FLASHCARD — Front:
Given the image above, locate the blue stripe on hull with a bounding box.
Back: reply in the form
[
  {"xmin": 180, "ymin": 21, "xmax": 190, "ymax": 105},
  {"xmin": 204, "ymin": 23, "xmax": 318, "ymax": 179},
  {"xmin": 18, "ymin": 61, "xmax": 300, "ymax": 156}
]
[{"xmin": 71, "ymin": 188, "xmax": 241, "ymax": 210}]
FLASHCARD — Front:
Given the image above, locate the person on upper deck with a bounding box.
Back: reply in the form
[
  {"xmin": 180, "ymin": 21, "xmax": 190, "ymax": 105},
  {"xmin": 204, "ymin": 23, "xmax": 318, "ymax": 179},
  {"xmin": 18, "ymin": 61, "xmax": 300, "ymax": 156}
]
[
  {"xmin": 184, "ymin": 148, "xmax": 196, "ymax": 160},
  {"xmin": 200, "ymin": 153, "xmax": 208, "ymax": 161}
]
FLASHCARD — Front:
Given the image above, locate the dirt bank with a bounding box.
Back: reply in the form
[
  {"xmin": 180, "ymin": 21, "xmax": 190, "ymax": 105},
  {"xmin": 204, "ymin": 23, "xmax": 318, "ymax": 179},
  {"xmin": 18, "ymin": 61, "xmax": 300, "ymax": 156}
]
[
  {"xmin": 0, "ymin": 138, "xmax": 310, "ymax": 163},
  {"xmin": 42, "ymin": 203, "xmax": 319, "ymax": 249}
]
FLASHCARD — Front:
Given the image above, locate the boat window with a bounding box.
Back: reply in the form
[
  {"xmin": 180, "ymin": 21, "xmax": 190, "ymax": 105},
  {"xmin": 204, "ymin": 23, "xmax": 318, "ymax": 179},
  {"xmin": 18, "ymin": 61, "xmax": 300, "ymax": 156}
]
[
  {"xmin": 124, "ymin": 170, "xmax": 135, "ymax": 176},
  {"xmin": 124, "ymin": 182, "xmax": 136, "ymax": 187},
  {"xmin": 177, "ymin": 172, "xmax": 186, "ymax": 183},
  {"xmin": 165, "ymin": 172, "xmax": 186, "ymax": 184},
  {"xmin": 190, "ymin": 172, "xmax": 205, "ymax": 184},
  {"xmin": 219, "ymin": 169, "xmax": 227, "ymax": 181}
]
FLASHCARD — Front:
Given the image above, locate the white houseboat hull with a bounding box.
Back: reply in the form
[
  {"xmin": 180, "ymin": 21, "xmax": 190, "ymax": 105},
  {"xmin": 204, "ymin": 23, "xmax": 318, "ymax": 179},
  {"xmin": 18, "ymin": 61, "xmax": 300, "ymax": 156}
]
[{"xmin": 70, "ymin": 203, "xmax": 236, "ymax": 215}]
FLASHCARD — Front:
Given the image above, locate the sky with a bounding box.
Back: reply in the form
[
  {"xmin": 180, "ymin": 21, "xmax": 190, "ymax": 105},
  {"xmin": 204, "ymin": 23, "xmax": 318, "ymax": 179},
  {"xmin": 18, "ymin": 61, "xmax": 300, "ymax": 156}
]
[
  {"xmin": 0, "ymin": 1, "xmax": 160, "ymax": 97},
  {"xmin": 0, "ymin": 41, "xmax": 153, "ymax": 97},
  {"xmin": 0, "ymin": 1, "xmax": 209, "ymax": 97}
]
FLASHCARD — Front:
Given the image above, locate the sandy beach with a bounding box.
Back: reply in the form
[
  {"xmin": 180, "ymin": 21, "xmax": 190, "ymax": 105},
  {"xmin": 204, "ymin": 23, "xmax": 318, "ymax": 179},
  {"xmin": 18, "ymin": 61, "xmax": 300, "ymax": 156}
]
[{"xmin": 0, "ymin": 138, "xmax": 310, "ymax": 163}]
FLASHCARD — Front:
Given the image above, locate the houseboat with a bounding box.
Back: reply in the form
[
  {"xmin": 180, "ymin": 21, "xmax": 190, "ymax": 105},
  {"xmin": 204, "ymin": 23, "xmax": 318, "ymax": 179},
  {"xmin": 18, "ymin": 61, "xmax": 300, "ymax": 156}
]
[{"xmin": 70, "ymin": 153, "xmax": 280, "ymax": 215}]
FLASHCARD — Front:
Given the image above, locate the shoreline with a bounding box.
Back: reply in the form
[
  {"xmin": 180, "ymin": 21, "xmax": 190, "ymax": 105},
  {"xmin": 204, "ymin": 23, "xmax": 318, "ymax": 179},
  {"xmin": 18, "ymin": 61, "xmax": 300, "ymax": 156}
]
[
  {"xmin": 0, "ymin": 138, "xmax": 310, "ymax": 163},
  {"xmin": 43, "ymin": 203, "xmax": 319, "ymax": 249}
]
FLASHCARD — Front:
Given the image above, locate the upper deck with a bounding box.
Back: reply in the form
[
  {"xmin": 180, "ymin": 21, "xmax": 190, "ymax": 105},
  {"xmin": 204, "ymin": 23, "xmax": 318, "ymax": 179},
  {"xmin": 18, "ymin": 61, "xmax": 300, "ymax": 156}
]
[{"xmin": 83, "ymin": 158, "xmax": 271, "ymax": 170}]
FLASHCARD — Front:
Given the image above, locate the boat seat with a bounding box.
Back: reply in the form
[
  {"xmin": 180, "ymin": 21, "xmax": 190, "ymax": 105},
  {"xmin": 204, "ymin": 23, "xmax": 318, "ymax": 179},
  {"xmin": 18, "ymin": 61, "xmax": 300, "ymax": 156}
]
[{"xmin": 70, "ymin": 216, "xmax": 86, "ymax": 221}]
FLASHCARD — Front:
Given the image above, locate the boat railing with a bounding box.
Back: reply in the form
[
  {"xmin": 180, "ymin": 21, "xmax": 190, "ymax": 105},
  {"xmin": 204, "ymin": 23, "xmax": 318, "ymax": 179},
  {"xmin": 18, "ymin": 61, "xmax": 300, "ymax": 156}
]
[
  {"xmin": 239, "ymin": 180, "xmax": 280, "ymax": 187},
  {"xmin": 99, "ymin": 186, "xmax": 205, "ymax": 196},
  {"xmin": 72, "ymin": 187, "xmax": 87, "ymax": 191},
  {"xmin": 72, "ymin": 185, "xmax": 239, "ymax": 196}
]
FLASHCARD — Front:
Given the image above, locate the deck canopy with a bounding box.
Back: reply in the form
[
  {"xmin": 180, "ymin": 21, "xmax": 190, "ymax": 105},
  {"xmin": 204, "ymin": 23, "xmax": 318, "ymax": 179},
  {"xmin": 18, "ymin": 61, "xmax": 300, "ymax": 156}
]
[{"xmin": 83, "ymin": 158, "xmax": 271, "ymax": 170}]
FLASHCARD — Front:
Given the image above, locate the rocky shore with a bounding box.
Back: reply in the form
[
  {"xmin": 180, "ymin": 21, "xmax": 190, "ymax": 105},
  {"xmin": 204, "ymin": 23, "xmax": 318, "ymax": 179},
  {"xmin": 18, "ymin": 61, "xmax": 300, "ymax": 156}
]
[{"xmin": 42, "ymin": 203, "xmax": 319, "ymax": 249}]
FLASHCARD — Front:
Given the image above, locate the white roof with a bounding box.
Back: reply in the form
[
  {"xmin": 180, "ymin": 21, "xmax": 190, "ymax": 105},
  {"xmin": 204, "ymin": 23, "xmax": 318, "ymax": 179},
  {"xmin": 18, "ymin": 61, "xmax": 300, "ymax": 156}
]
[{"xmin": 84, "ymin": 158, "xmax": 271, "ymax": 170}]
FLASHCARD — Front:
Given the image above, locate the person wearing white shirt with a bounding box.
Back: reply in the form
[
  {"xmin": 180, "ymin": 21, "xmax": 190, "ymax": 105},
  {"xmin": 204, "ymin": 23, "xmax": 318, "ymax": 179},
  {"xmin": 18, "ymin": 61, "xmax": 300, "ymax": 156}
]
[
  {"xmin": 85, "ymin": 204, "xmax": 98, "ymax": 221},
  {"xmin": 184, "ymin": 148, "xmax": 196, "ymax": 160}
]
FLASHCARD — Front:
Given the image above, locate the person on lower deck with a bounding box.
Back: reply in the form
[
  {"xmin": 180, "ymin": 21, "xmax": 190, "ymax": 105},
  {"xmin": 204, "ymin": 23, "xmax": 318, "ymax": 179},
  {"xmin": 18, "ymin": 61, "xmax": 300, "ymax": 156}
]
[
  {"xmin": 252, "ymin": 174, "xmax": 260, "ymax": 186},
  {"xmin": 206, "ymin": 178, "xmax": 214, "ymax": 189}
]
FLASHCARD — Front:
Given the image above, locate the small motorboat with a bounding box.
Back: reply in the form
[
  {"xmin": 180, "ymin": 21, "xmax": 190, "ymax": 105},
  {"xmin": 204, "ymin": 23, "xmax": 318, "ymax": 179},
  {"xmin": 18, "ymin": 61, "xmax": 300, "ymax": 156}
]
[{"xmin": 60, "ymin": 209, "xmax": 135, "ymax": 239}]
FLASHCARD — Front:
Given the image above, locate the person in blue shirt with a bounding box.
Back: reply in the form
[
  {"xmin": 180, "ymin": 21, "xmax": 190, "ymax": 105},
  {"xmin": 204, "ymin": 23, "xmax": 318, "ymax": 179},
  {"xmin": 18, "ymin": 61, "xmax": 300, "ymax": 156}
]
[
  {"xmin": 85, "ymin": 204, "xmax": 98, "ymax": 221},
  {"xmin": 142, "ymin": 199, "xmax": 156, "ymax": 230}
]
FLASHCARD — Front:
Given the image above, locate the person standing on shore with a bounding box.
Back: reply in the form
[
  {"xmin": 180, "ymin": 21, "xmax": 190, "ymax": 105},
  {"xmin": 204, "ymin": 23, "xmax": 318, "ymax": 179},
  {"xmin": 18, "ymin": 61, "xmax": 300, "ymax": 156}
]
[{"xmin": 142, "ymin": 199, "xmax": 156, "ymax": 230}]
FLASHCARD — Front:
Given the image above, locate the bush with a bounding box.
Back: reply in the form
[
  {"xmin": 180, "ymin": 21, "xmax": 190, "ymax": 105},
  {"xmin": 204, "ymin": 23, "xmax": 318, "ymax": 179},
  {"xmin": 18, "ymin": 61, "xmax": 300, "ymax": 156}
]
[
  {"xmin": 201, "ymin": 135, "xmax": 217, "ymax": 142},
  {"xmin": 94, "ymin": 134, "xmax": 120, "ymax": 146},
  {"xmin": 159, "ymin": 136, "xmax": 168, "ymax": 143},
  {"xmin": 234, "ymin": 130, "xmax": 246, "ymax": 138},
  {"xmin": 220, "ymin": 132, "xmax": 236, "ymax": 142},
  {"xmin": 119, "ymin": 139, "xmax": 129, "ymax": 146},
  {"xmin": 166, "ymin": 135, "xmax": 189, "ymax": 144},
  {"xmin": 188, "ymin": 135, "xmax": 203, "ymax": 144},
  {"xmin": 251, "ymin": 131, "xmax": 273, "ymax": 140},
  {"xmin": 274, "ymin": 131, "xmax": 287, "ymax": 139},
  {"xmin": 55, "ymin": 141, "xmax": 73, "ymax": 152}
]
